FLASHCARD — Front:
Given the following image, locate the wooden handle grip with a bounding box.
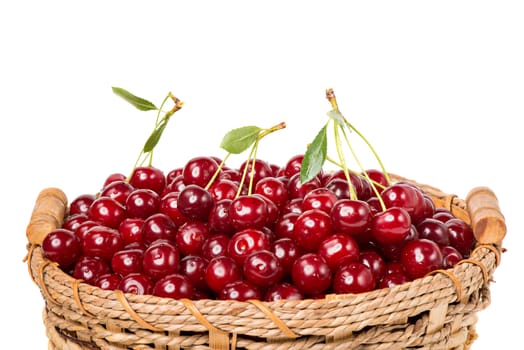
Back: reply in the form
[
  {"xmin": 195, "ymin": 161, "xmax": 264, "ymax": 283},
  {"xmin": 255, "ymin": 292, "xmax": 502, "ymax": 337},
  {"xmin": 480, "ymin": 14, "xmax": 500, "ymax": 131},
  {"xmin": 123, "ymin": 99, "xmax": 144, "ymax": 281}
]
[
  {"xmin": 26, "ymin": 188, "xmax": 68, "ymax": 245},
  {"xmin": 466, "ymin": 187, "xmax": 506, "ymax": 245}
]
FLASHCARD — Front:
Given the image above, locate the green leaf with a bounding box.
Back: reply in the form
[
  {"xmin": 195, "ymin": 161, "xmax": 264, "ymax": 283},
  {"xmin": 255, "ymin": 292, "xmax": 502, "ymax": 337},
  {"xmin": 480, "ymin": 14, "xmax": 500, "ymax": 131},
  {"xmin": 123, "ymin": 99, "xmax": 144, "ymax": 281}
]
[
  {"xmin": 143, "ymin": 122, "xmax": 167, "ymax": 153},
  {"xmin": 220, "ymin": 126, "xmax": 262, "ymax": 154},
  {"xmin": 327, "ymin": 109, "xmax": 345, "ymax": 124},
  {"xmin": 112, "ymin": 87, "xmax": 158, "ymax": 111},
  {"xmin": 300, "ymin": 124, "xmax": 328, "ymax": 184}
]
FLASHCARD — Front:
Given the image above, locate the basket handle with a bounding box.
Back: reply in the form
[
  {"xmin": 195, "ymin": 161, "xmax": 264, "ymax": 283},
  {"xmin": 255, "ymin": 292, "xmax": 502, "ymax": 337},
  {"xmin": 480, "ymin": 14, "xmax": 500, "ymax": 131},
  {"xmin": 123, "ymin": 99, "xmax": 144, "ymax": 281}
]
[
  {"xmin": 466, "ymin": 187, "xmax": 506, "ymax": 245},
  {"xmin": 26, "ymin": 188, "xmax": 68, "ymax": 245}
]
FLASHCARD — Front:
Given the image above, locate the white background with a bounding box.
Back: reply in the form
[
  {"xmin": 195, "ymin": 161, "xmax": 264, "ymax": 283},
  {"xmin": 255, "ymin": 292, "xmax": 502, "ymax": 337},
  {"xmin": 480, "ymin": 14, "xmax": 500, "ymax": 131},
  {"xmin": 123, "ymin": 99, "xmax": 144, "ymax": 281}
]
[{"xmin": 1, "ymin": 1, "xmax": 522, "ymax": 348}]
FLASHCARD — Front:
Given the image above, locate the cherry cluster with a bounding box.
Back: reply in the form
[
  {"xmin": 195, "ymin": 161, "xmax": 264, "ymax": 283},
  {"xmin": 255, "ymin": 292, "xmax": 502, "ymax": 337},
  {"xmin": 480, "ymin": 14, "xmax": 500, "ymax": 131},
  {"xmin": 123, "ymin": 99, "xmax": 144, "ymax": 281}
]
[{"xmin": 42, "ymin": 154, "xmax": 476, "ymax": 302}]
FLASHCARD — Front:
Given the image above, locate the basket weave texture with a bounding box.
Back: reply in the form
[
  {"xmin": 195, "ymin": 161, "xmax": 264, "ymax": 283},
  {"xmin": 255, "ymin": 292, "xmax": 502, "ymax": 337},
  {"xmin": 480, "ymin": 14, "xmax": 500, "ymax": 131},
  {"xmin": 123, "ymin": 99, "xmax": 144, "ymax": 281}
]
[{"xmin": 25, "ymin": 176, "xmax": 505, "ymax": 350}]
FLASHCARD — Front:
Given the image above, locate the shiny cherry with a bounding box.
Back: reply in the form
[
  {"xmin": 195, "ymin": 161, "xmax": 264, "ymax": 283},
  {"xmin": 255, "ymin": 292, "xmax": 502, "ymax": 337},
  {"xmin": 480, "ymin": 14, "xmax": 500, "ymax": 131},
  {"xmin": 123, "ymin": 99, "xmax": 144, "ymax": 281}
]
[
  {"xmin": 416, "ymin": 218, "xmax": 450, "ymax": 246},
  {"xmin": 205, "ymin": 256, "xmax": 242, "ymax": 294},
  {"xmin": 229, "ymin": 195, "xmax": 268, "ymax": 231},
  {"xmin": 69, "ymin": 194, "xmax": 96, "ymax": 216},
  {"xmin": 82, "ymin": 225, "xmax": 124, "ymax": 262},
  {"xmin": 142, "ymin": 213, "xmax": 177, "ymax": 245},
  {"xmin": 73, "ymin": 255, "xmax": 111, "ymax": 285},
  {"xmin": 400, "ymin": 238, "xmax": 443, "ymax": 279},
  {"xmin": 100, "ymin": 180, "xmax": 134, "ymax": 205},
  {"xmin": 446, "ymin": 218, "xmax": 475, "ymax": 257},
  {"xmin": 333, "ymin": 262, "xmax": 375, "ymax": 294},
  {"xmin": 88, "ymin": 196, "xmax": 126, "ymax": 229},
  {"xmin": 118, "ymin": 218, "xmax": 145, "ymax": 245},
  {"xmin": 183, "ymin": 156, "xmax": 220, "ymax": 188},
  {"xmin": 176, "ymin": 221, "xmax": 210, "ymax": 256},
  {"xmin": 318, "ymin": 233, "xmax": 360, "ymax": 271},
  {"xmin": 264, "ymin": 282, "xmax": 304, "ymax": 301},
  {"xmin": 95, "ymin": 273, "xmax": 122, "ymax": 290},
  {"xmin": 371, "ymin": 207, "xmax": 411, "ymax": 244},
  {"xmin": 202, "ymin": 234, "xmax": 230, "ymax": 261},
  {"xmin": 219, "ymin": 280, "xmax": 262, "ymax": 301},
  {"xmin": 243, "ymin": 250, "xmax": 283, "ymax": 287},
  {"xmin": 111, "ymin": 248, "xmax": 144, "ymax": 276},
  {"xmin": 179, "ymin": 255, "xmax": 209, "ymax": 291},
  {"xmin": 272, "ymin": 237, "xmax": 301, "ymax": 277},
  {"xmin": 227, "ymin": 228, "xmax": 271, "ymax": 265},
  {"xmin": 117, "ymin": 272, "xmax": 153, "ymax": 295},
  {"xmin": 159, "ymin": 191, "xmax": 188, "ymax": 227},
  {"xmin": 42, "ymin": 228, "xmax": 81, "ymax": 270},
  {"xmin": 142, "ymin": 241, "xmax": 180, "ymax": 280},
  {"xmin": 291, "ymin": 253, "xmax": 332, "ymax": 296},
  {"xmin": 125, "ymin": 188, "xmax": 161, "ymax": 219},
  {"xmin": 152, "ymin": 274, "xmax": 194, "ymax": 299},
  {"xmin": 129, "ymin": 166, "xmax": 166, "ymax": 195},
  {"xmin": 177, "ymin": 184, "xmax": 215, "ymax": 222},
  {"xmin": 293, "ymin": 209, "xmax": 332, "ymax": 252},
  {"xmin": 330, "ymin": 199, "xmax": 373, "ymax": 236}
]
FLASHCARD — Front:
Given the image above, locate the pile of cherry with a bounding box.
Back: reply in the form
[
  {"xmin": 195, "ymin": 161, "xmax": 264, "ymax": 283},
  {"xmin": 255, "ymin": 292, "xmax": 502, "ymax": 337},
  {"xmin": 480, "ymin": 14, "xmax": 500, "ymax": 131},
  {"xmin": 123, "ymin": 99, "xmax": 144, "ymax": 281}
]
[{"xmin": 42, "ymin": 154, "xmax": 476, "ymax": 302}]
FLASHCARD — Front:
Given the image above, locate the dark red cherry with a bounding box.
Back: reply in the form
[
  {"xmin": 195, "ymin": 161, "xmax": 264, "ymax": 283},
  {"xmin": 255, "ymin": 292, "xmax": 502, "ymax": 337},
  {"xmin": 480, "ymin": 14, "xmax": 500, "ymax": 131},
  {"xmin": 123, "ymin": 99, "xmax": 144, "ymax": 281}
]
[
  {"xmin": 288, "ymin": 173, "xmax": 321, "ymax": 199},
  {"xmin": 82, "ymin": 225, "xmax": 124, "ymax": 262},
  {"xmin": 243, "ymin": 250, "xmax": 283, "ymax": 287},
  {"xmin": 74, "ymin": 220, "xmax": 100, "ymax": 243},
  {"xmin": 219, "ymin": 280, "xmax": 262, "ymax": 301},
  {"xmin": 117, "ymin": 272, "xmax": 153, "ymax": 295},
  {"xmin": 176, "ymin": 221, "xmax": 210, "ymax": 256},
  {"xmin": 274, "ymin": 212, "xmax": 299, "ymax": 239},
  {"xmin": 100, "ymin": 180, "xmax": 134, "ymax": 205},
  {"xmin": 142, "ymin": 241, "xmax": 180, "ymax": 280},
  {"xmin": 446, "ymin": 218, "xmax": 476, "ymax": 257},
  {"xmin": 441, "ymin": 245, "xmax": 463, "ymax": 269},
  {"xmin": 62, "ymin": 213, "xmax": 89, "ymax": 232},
  {"xmin": 416, "ymin": 218, "xmax": 450, "ymax": 246},
  {"xmin": 208, "ymin": 179, "xmax": 239, "ymax": 201},
  {"xmin": 379, "ymin": 272, "xmax": 411, "ymax": 289},
  {"xmin": 42, "ymin": 228, "xmax": 81, "ymax": 270},
  {"xmin": 208, "ymin": 199, "xmax": 235, "ymax": 236},
  {"xmin": 302, "ymin": 188, "xmax": 338, "ymax": 214},
  {"xmin": 272, "ymin": 237, "xmax": 301, "ymax": 277},
  {"xmin": 359, "ymin": 250, "xmax": 386, "ymax": 286},
  {"xmin": 400, "ymin": 238, "xmax": 443, "ymax": 280},
  {"xmin": 103, "ymin": 173, "xmax": 126, "ymax": 187},
  {"xmin": 152, "ymin": 274, "xmax": 194, "ymax": 299},
  {"xmin": 381, "ymin": 183, "xmax": 425, "ymax": 224},
  {"xmin": 95, "ymin": 273, "xmax": 122, "ymax": 290},
  {"xmin": 239, "ymin": 159, "xmax": 273, "ymax": 186},
  {"xmin": 283, "ymin": 154, "xmax": 304, "ymax": 178},
  {"xmin": 73, "ymin": 255, "xmax": 111, "ymax": 285},
  {"xmin": 264, "ymin": 282, "xmax": 304, "ymax": 301},
  {"xmin": 111, "ymin": 248, "xmax": 144, "ymax": 276},
  {"xmin": 179, "ymin": 255, "xmax": 209, "ymax": 291},
  {"xmin": 69, "ymin": 194, "xmax": 96, "ymax": 216},
  {"xmin": 177, "ymin": 185, "xmax": 215, "ymax": 222},
  {"xmin": 205, "ymin": 256, "xmax": 242, "ymax": 294},
  {"xmin": 125, "ymin": 188, "xmax": 161, "ymax": 219},
  {"xmin": 142, "ymin": 213, "xmax": 177, "ymax": 245}
]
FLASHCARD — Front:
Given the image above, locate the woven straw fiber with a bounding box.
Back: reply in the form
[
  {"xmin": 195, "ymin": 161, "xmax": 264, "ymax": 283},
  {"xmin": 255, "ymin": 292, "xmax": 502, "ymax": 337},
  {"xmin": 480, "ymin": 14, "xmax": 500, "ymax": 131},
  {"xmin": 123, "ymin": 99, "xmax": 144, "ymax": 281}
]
[{"xmin": 25, "ymin": 175, "xmax": 505, "ymax": 350}]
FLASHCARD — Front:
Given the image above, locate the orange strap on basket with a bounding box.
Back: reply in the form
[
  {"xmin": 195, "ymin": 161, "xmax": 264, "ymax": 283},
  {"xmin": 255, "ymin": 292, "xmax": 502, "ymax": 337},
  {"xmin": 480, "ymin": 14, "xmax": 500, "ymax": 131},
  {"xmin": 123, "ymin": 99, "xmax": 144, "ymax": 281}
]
[
  {"xmin": 38, "ymin": 260, "xmax": 61, "ymax": 306},
  {"xmin": 114, "ymin": 290, "xmax": 163, "ymax": 332},
  {"xmin": 472, "ymin": 244, "xmax": 502, "ymax": 267},
  {"xmin": 426, "ymin": 269, "xmax": 463, "ymax": 302},
  {"xmin": 248, "ymin": 299, "xmax": 298, "ymax": 339},
  {"xmin": 180, "ymin": 298, "xmax": 230, "ymax": 350},
  {"xmin": 72, "ymin": 279, "xmax": 96, "ymax": 317},
  {"xmin": 457, "ymin": 259, "xmax": 489, "ymax": 288}
]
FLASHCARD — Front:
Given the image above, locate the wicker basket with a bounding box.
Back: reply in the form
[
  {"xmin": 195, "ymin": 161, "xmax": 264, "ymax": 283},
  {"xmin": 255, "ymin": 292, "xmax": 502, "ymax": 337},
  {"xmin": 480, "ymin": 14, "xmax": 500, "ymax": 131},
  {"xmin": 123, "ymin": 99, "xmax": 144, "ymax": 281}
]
[{"xmin": 25, "ymin": 175, "xmax": 506, "ymax": 350}]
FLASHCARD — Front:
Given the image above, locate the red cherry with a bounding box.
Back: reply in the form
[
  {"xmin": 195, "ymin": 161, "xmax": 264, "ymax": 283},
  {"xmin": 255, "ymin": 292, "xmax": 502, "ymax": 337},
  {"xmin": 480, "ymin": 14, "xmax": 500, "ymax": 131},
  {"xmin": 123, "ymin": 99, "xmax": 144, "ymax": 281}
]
[
  {"xmin": 62, "ymin": 214, "xmax": 89, "ymax": 233},
  {"xmin": 152, "ymin": 274, "xmax": 194, "ymax": 299},
  {"xmin": 125, "ymin": 188, "xmax": 161, "ymax": 219},
  {"xmin": 400, "ymin": 238, "xmax": 443, "ymax": 280},
  {"xmin": 42, "ymin": 228, "xmax": 81, "ymax": 270},
  {"xmin": 283, "ymin": 154, "xmax": 304, "ymax": 178},
  {"xmin": 118, "ymin": 218, "xmax": 145, "ymax": 246},
  {"xmin": 291, "ymin": 253, "xmax": 332, "ymax": 296},
  {"xmin": 88, "ymin": 196, "xmax": 126, "ymax": 229},
  {"xmin": 159, "ymin": 191, "xmax": 189, "ymax": 227},
  {"xmin": 176, "ymin": 221, "xmax": 210, "ymax": 256},
  {"xmin": 179, "ymin": 255, "xmax": 209, "ymax": 291},
  {"xmin": 274, "ymin": 212, "xmax": 299, "ymax": 239},
  {"xmin": 243, "ymin": 250, "xmax": 284, "ymax": 287},
  {"xmin": 254, "ymin": 177, "xmax": 289, "ymax": 209},
  {"xmin": 205, "ymin": 256, "xmax": 242, "ymax": 294},
  {"xmin": 100, "ymin": 180, "xmax": 134, "ymax": 205},
  {"xmin": 177, "ymin": 185, "xmax": 215, "ymax": 222},
  {"xmin": 142, "ymin": 241, "xmax": 180, "ymax": 280},
  {"xmin": 208, "ymin": 199, "xmax": 235, "ymax": 236},
  {"xmin": 288, "ymin": 173, "xmax": 321, "ymax": 199},
  {"xmin": 379, "ymin": 272, "xmax": 411, "ymax": 289},
  {"xmin": 201, "ymin": 234, "xmax": 230, "ymax": 261},
  {"xmin": 142, "ymin": 213, "xmax": 177, "ymax": 245},
  {"xmin": 441, "ymin": 245, "xmax": 463, "ymax": 269},
  {"xmin": 333, "ymin": 262, "xmax": 375, "ymax": 294},
  {"xmin": 264, "ymin": 283, "xmax": 304, "ymax": 301},
  {"xmin": 330, "ymin": 199, "xmax": 373, "ymax": 236},
  {"xmin": 302, "ymin": 188, "xmax": 338, "ymax": 214},
  {"xmin": 381, "ymin": 183, "xmax": 425, "ymax": 224},
  {"xmin": 208, "ymin": 179, "xmax": 239, "ymax": 201},
  {"xmin": 111, "ymin": 248, "xmax": 144, "ymax": 276},
  {"xmin": 95, "ymin": 273, "xmax": 122, "ymax": 290},
  {"xmin": 371, "ymin": 207, "xmax": 411, "ymax": 244},
  {"xmin": 228, "ymin": 195, "xmax": 268, "ymax": 231},
  {"xmin": 272, "ymin": 237, "xmax": 302, "ymax": 277},
  {"xmin": 69, "ymin": 194, "xmax": 96, "ymax": 216},
  {"xmin": 227, "ymin": 228, "xmax": 271, "ymax": 265},
  {"xmin": 74, "ymin": 220, "xmax": 99, "ymax": 243},
  {"xmin": 183, "ymin": 156, "xmax": 220, "ymax": 188},
  {"xmin": 117, "ymin": 272, "xmax": 153, "ymax": 295},
  {"xmin": 82, "ymin": 225, "xmax": 124, "ymax": 262},
  {"xmin": 103, "ymin": 173, "xmax": 126, "ymax": 187},
  {"xmin": 359, "ymin": 250, "xmax": 386, "ymax": 286},
  {"xmin": 219, "ymin": 280, "xmax": 262, "ymax": 301},
  {"xmin": 318, "ymin": 233, "xmax": 360, "ymax": 271},
  {"xmin": 73, "ymin": 255, "xmax": 111, "ymax": 285},
  {"xmin": 129, "ymin": 166, "xmax": 166, "ymax": 195},
  {"xmin": 293, "ymin": 209, "xmax": 332, "ymax": 252},
  {"xmin": 445, "ymin": 218, "xmax": 476, "ymax": 257},
  {"xmin": 239, "ymin": 159, "xmax": 273, "ymax": 185},
  {"xmin": 416, "ymin": 218, "xmax": 450, "ymax": 246}
]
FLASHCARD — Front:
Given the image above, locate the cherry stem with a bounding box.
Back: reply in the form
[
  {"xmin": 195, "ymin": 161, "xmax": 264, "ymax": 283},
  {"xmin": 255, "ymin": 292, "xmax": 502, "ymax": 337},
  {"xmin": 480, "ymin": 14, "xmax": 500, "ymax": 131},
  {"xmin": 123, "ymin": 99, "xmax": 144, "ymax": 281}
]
[
  {"xmin": 326, "ymin": 156, "xmax": 386, "ymax": 192},
  {"xmin": 204, "ymin": 152, "xmax": 232, "ymax": 191},
  {"xmin": 340, "ymin": 126, "xmax": 386, "ymax": 211},
  {"xmin": 333, "ymin": 122, "xmax": 357, "ymax": 200},
  {"xmin": 235, "ymin": 122, "xmax": 286, "ymax": 198}
]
